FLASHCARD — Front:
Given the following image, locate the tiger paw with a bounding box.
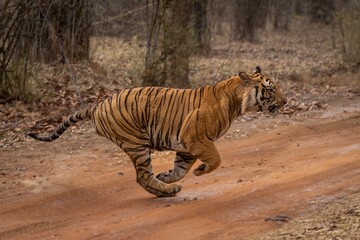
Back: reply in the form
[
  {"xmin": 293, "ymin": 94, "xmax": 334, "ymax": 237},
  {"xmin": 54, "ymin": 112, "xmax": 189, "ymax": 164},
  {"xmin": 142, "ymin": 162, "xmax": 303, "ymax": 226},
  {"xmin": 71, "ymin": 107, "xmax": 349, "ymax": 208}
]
[
  {"xmin": 193, "ymin": 164, "xmax": 210, "ymax": 176},
  {"xmin": 139, "ymin": 174, "xmax": 182, "ymax": 197},
  {"xmin": 156, "ymin": 171, "xmax": 173, "ymax": 183},
  {"xmin": 155, "ymin": 184, "xmax": 182, "ymax": 197}
]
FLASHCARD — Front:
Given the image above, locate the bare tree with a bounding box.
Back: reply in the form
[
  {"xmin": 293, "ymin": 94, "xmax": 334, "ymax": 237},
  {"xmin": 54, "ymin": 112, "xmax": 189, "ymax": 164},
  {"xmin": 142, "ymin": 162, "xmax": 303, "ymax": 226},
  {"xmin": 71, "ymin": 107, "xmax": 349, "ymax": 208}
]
[
  {"xmin": 233, "ymin": 0, "xmax": 262, "ymax": 41},
  {"xmin": 0, "ymin": 0, "xmax": 101, "ymax": 101},
  {"xmin": 335, "ymin": 0, "xmax": 360, "ymax": 63},
  {"xmin": 309, "ymin": 0, "xmax": 334, "ymax": 24},
  {"xmin": 34, "ymin": 0, "xmax": 95, "ymax": 63},
  {"xmin": 0, "ymin": 1, "xmax": 35, "ymax": 100},
  {"xmin": 193, "ymin": 0, "xmax": 213, "ymax": 54},
  {"xmin": 266, "ymin": 0, "xmax": 292, "ymax": 31},
  {"xmin": 143, "ymin": 0, "xmax": 193, "ymax": 88}
]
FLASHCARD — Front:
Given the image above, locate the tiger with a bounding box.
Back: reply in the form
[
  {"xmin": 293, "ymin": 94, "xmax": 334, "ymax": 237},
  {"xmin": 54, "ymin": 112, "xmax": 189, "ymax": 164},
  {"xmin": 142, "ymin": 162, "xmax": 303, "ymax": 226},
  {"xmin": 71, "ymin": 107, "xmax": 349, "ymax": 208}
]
[{"xmin": 28, "ymin": 66, "xmax": 287, "ymax": 197}]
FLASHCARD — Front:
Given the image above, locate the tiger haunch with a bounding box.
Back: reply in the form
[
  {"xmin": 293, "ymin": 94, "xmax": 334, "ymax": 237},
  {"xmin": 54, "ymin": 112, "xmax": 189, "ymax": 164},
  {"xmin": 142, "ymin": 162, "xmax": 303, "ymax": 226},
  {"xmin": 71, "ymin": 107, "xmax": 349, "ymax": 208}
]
[{"xmin": 28, "ymin": 66, "xmax": 287, "ymax": 197}]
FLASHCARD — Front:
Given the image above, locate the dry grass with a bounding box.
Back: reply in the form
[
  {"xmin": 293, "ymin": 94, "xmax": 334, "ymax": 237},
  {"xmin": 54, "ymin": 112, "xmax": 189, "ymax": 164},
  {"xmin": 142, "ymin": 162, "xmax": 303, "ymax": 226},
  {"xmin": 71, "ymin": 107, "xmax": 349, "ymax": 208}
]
[
  {"xmin": 89, "ymin": 16, "xmax": 356, "ymax": 91},
  {"xmin": 252, "ymin": 192, "xmax": 360, "ymax": 239},
  {"xmin": 90, "ymin": 36, "xmax": 145, "ymax": 87}
]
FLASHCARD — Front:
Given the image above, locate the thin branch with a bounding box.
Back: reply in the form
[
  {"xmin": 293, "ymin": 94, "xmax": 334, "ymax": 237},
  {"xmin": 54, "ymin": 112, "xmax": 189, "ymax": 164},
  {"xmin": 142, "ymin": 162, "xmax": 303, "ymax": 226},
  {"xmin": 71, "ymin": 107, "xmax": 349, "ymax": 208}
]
[
  {"xmin": 92, "ymin": 3, "xmax": 151, "ymax": 26},
  {"xmin": 37, "ymin": 3, "xmax": 84, "ymax": 107}
]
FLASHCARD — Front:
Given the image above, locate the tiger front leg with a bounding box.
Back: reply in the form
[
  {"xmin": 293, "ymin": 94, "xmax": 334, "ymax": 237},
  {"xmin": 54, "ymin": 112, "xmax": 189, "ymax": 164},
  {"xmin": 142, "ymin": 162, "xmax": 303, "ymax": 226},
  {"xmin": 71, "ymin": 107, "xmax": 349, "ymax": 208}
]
[
  {"xmin": 179, "ymin": 109, "xmax": 222, "ymax": 177},
  {"xmin": 189, "ymin": 140, "xmax": 222, "ymax": 176},
  {"xmin": 125, "ymin": 146, "xmax": 182, "ymax": 197},
  {"xmin": 156, "ymin": 152, "xmax": 197, "ymax": 183}
]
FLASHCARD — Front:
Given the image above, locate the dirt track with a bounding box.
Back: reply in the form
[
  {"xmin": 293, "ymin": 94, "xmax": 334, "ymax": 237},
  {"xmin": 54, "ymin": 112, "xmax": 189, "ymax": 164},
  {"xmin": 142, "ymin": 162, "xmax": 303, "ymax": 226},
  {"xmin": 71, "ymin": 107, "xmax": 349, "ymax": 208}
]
[{"xmin": 1, "ymin": 104, "xmax": 359, "ymax": 239}]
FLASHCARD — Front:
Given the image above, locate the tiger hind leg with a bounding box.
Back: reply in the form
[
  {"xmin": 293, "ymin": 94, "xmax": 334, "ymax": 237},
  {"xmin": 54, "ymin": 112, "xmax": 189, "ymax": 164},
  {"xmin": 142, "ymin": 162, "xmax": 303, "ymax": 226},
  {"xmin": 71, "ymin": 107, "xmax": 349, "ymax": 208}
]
[
  {"xmin": 124, "ymin": 145, "xmax": 182, "ymax": 197},
  {"xmin": 156, "ymin": 152, "xmax": 197, "ymax": 183}
]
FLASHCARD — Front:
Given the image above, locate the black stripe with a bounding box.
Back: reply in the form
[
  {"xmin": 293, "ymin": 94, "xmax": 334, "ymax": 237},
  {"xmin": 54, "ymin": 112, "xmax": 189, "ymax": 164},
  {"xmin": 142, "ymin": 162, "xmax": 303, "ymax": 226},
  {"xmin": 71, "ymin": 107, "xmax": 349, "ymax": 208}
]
[
  {"xmin": 205, "ymin": 123, "xmax": 214, "ymax": 141},
  {"xmin": 123, "ymin": 88, "xmax": 134, "ymax": 113},
  {"xmin": 131, "ymin": 154, "xmax": 148, "ymax": 162},
  {"xmin": 147, "ymin": 88, "xmax": 159, "ymax": 130},
  {"xmin": 195, "ymin": 110, "xmax": 200, "ymax": 138},
  {"xmin": 177, "ymin": 165, "xmax": 187, "ymax": 170},
  {"xmin": 153, "ymin": 89, "xmax": 170, "ymax": 146},
  {"xmin": 115, "ymin": 91, "xmax": 146, "ymax": 136},
  {"xmin": 110, "ymin": 102, "xmax": 149, "ymax": 142},
  {"xmin": 198, "ymin": 87, "xmax": 204, "ymax": 107},
  {"xmin": 154, "ymin": 87, "xmax": 163, "ymax": 98},
  {"xmin": 97, "ymin": 101, "xmax": 128, "ymax": 143},
  {"xmin": 63, "ymin": 120, "xmax": 70, "ymax": 127},
  {"xmin": 123, "ymin": 146, "xmax": 149, "ymax": 152},
  {"xmin": 69, "ymin": 115, "xmax": 76, "ymax": 123},
  {"xmin": 162, "ymin": 90, "xmax": 179, "ymax": 148},
  {"xmin": 138, "ymin": 157, "xmax": 151, "ymax": 167},
  {"xmin": 101, "ymin": 102, "xmax": 118, "ymax": 143},
  {"xmin": 174, "ymin": 90, "xmax": 187, "ymax": 140},
  {"xmin": 192, "ymin": 89, "xmax": 198, "ymax": 110}
]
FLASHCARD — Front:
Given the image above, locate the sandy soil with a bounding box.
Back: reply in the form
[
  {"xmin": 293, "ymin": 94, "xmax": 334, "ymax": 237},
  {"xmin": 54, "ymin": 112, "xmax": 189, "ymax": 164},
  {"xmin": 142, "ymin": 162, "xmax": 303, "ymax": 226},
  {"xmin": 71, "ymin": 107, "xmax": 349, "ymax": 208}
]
[{"xmin": 1, "ymin": 92, "xmax": 359, "ymax": 239}]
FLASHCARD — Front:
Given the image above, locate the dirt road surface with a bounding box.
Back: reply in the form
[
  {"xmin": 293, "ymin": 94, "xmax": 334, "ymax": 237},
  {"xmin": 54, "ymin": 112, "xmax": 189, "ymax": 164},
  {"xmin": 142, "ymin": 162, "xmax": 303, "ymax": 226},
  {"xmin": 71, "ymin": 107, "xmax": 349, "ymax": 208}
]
[{"xmin": 1, "ymin": 103, "xmax": 360, "ymax": 239}]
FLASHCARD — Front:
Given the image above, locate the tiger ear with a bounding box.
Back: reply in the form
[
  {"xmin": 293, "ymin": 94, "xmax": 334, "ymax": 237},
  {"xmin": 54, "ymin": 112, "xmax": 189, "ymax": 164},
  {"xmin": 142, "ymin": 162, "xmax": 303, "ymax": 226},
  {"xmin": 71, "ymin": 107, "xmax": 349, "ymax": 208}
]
[
  {"xmin": 254, "ymin": 66, "xmax": 261, "ymax": 74},
  {"xmin": 238, "ymin": 71, "xmax": 251, "ymax": 85}
]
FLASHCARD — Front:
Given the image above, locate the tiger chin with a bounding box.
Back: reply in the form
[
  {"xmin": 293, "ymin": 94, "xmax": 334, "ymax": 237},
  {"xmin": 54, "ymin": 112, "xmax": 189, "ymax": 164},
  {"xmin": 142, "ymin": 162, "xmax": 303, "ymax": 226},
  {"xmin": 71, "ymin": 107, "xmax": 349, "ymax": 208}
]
[{"xmin": 28, "ymin": 66, "xmax": 287, "ymax": 197}]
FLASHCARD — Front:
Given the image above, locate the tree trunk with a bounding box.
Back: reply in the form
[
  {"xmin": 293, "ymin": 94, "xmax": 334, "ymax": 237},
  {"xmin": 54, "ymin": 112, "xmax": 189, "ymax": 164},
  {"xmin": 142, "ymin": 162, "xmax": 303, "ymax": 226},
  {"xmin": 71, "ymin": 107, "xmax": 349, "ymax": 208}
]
[
  {"xmin": 233, "ymin": 0, "xmax": 262, "ymax": 41},
  {"xmin": 35, "ymin": 0, "xmax": 93, "ymax": 63},
  {"xmin": 194, "ymin": 0, "xmax": 212, "ymax": 54},
  {"xmin": 266, "ymin": 0, "xmax": 292, "ymax": 31},
  {"xmin": 309, "ymin": 0, "xmax": 334, "ymax": 24},
  {"xmin": 166, "ymin": 0, "xmax": 192, "ymax": 88},
  {"xmin": 143, "ymin": 0, "xmax": 192, "ymax": 88}
]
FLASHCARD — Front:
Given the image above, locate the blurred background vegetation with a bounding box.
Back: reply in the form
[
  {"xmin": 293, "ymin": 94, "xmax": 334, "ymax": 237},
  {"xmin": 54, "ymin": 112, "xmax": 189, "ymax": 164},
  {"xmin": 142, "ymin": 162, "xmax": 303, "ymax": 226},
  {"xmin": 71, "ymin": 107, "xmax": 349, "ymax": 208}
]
[{"xmin": 0, "ymin": 0, "xmax": 359, "ymax": 103}]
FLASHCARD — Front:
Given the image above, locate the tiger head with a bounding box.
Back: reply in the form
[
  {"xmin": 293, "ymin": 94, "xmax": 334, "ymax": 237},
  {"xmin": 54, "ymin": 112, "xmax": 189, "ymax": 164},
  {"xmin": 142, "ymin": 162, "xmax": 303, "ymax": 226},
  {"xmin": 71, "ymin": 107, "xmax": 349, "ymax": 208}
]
[{"xmin": 239, "ymin": 66, "xmax": 287, "ymax": 114}]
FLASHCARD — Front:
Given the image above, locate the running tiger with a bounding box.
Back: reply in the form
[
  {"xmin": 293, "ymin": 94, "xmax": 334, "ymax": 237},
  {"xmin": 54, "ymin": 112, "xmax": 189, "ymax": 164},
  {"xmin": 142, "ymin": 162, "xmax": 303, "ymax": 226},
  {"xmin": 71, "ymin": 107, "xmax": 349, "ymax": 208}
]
[{"xmin": 28, "ymin": 66, "xmax": 287, "ymax": 197}]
